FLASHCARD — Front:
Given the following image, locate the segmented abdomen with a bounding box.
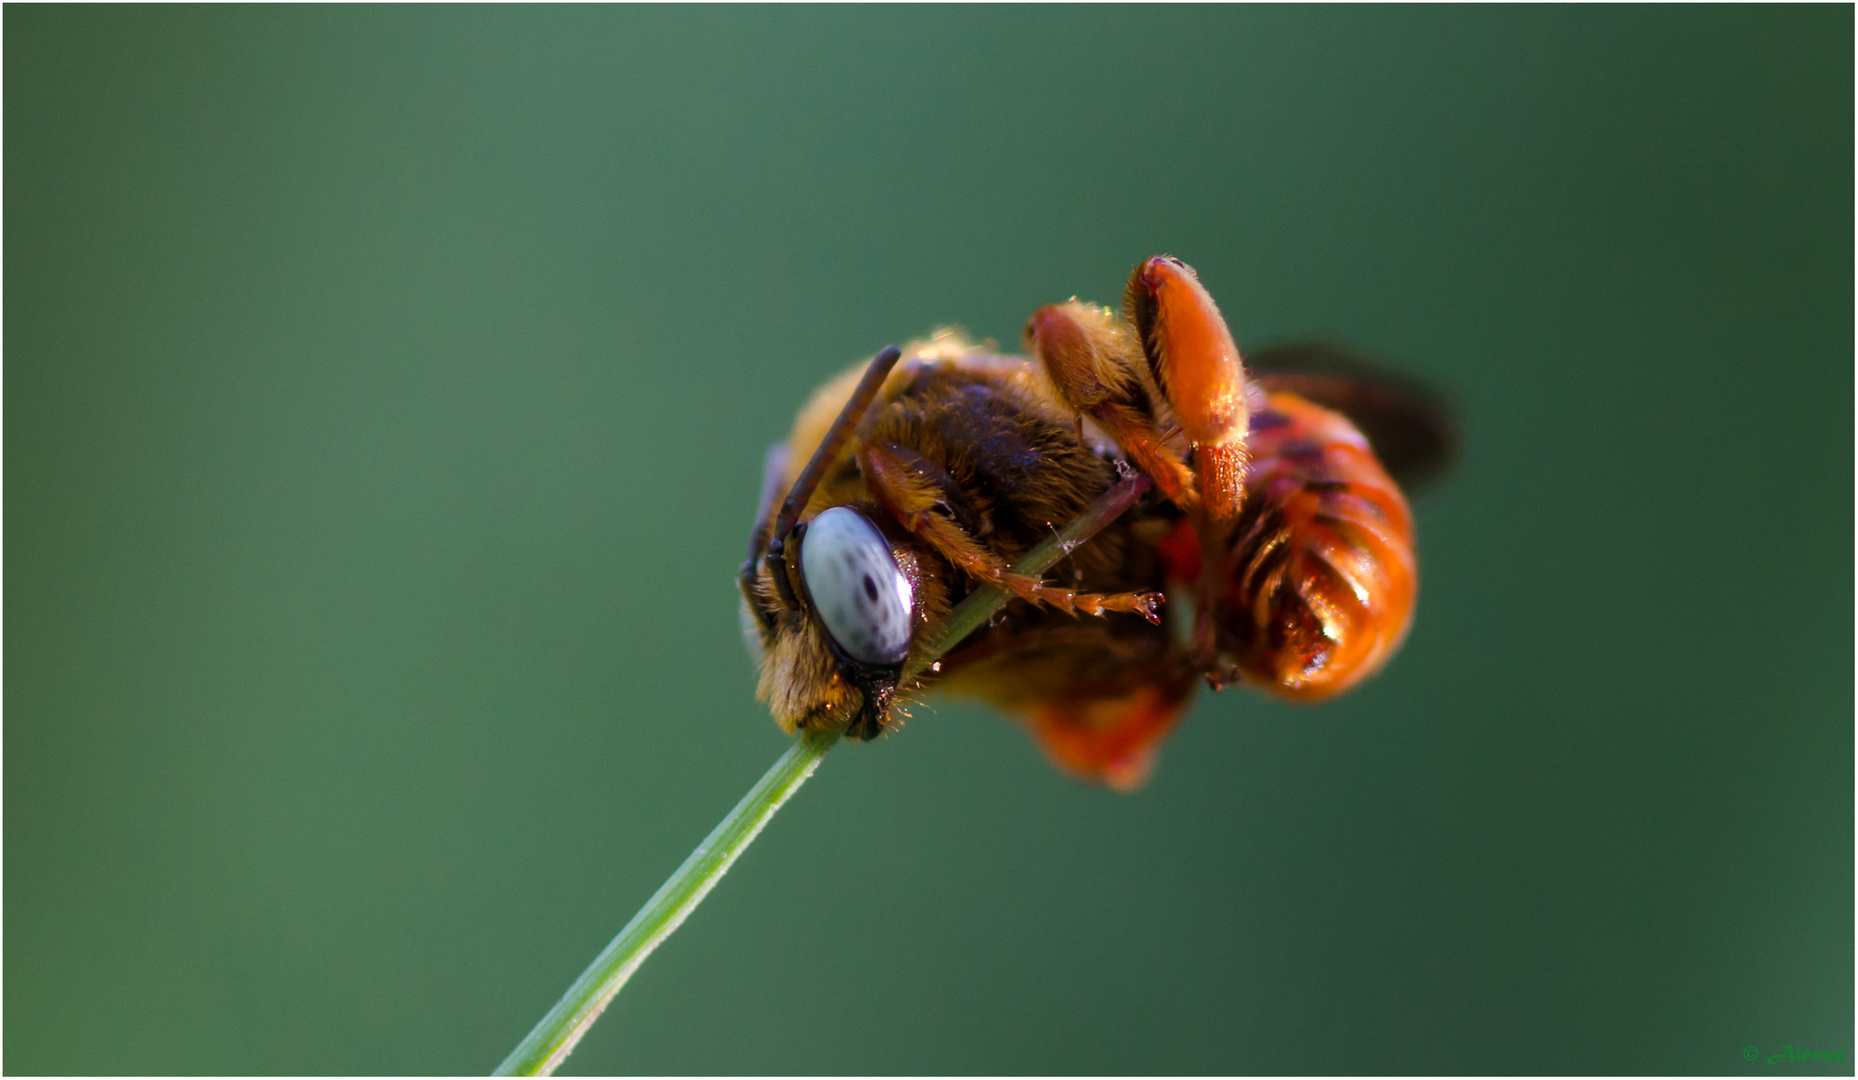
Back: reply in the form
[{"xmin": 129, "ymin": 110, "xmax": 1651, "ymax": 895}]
[{"xmin": 1219, "ymin": 391, "xmax": 1416, "ymax": 700}]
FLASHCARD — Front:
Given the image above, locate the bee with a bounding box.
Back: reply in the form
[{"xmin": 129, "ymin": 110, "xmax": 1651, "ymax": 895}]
[{"xmin": 740, "ymin": 256, "xmax": 1454, "ymax": 790}]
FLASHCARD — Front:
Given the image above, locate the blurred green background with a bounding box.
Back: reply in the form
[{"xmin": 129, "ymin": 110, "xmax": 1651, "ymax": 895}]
[{"xmin": 6, "ymin": 6, "xmax": 1851, "ymax": 1076}]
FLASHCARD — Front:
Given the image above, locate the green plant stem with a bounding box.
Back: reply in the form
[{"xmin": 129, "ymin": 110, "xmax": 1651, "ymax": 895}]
[
  {"xmin": 492, "ymin": 728, "xmax": 837, "ymax": 1077},
  {"xmin": 494, "ymin": 470, "xmax": 1154, "ymax": 1077}
]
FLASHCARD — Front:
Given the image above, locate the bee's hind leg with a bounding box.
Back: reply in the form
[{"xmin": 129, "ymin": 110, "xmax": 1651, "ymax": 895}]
[
  {"xmin": 858, "ymin": 440, "xmax": 1161, "ymax": 624},
  {"xmin": 1122, "ymin": 257, "xmax": 1260, "ymax": 685},
  {"xmin": 1026, "ymin": 275, "xmax": 1246, "ymax": 682}
]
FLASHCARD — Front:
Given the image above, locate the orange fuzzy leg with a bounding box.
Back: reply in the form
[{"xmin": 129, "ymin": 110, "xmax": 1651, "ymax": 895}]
[
  {"xmin": 1191, "ymin": 441, "xmax": 1251, "ymax": 684},
  {"xmin": 1024, "ymin": 301, "xmax": 1136, "ymax": 409},
  {"xmin": 1125, "ymin": 256, "xmax": 1250, "ymax": 532},
  {"xmin": 1195, "ymin": 440, "xmax": 1249, "ymax": 542},
  {"xmin": 1126, "ymin": 256, "xmax": 1253, "ymax": 678},
  {"xmin": 1125, "ymin": 257, "xmax": 1249, "ymax": 450},
  {"xmin": 1026, "ymin": 302, "xmax": 1199, "ymax": 511},
  {"xmin": 859, "ymin": 441, "xmax": 1162, "ymax": 624},
  {"xmin": 1086, "ymin": 402, "xmax": 1200, "ymax": 513}
]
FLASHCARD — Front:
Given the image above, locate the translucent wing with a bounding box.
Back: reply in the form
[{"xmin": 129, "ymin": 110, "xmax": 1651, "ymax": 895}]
[{"xmin": 1246, "ymin": 341, "xmax": 1459, "ymax": 492}]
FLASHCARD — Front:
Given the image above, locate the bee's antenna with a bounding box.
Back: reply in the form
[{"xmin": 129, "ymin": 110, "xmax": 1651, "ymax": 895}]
[{"xmin": 767, "ymin": 346, "xmax": 903, "ymax": 545}]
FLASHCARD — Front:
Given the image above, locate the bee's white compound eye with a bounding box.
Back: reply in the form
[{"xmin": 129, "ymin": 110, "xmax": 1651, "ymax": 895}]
[{"xmin": 800, "ymin": 507, "xmax": 913, "ymax": 665}]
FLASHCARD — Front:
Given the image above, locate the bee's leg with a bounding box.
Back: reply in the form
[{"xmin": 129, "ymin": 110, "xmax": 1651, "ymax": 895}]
[
  {"xmin": 858, "ymin": 440, "xmax": 1162, "ymax": 624},
  {"xmin": 1124, "ymin": 256, "xmax": 1250, "ymax": 536},
  {"xmin": 1025, "ymin": 301, "xmax": 1199, "ymax": 513},
  {"xmin": 1124, "ymin": 256, "xmax": 1252, "ymax": 682}
]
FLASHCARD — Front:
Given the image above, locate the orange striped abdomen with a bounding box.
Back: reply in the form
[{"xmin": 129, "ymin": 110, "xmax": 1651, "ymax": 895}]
[{"xmin": 1219, "ymin": 391, "xmax": 1417, "ymax": 700}]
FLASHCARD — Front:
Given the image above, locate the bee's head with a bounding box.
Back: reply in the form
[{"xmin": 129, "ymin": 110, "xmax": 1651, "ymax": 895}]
[
  {"xmin": 740, "ymin": 346, "xmax": 949, "ymax": 740},
  {"xmin": 742, "ymin": 504, "xmax": 943, "ymax": 739}
]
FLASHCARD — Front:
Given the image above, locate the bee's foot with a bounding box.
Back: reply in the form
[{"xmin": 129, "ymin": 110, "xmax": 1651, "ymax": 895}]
[
  {"xmin": 1186, "ymin": 608, "xmax": 1239, "ymax": 688},
  {"xmin": 1202, "ymin": 663, "xmax": 1241, "ymax": 691}
]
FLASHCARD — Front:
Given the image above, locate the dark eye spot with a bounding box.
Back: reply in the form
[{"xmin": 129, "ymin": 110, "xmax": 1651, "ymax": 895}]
[{"xmin": 862, "ymin": 575, "xmax": 879, "ymax": 602}]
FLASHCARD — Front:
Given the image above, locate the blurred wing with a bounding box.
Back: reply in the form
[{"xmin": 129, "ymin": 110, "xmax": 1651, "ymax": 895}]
[{"xmin": 1246, "ymin": 341, "xmax": 1459, "ymax": 492}]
